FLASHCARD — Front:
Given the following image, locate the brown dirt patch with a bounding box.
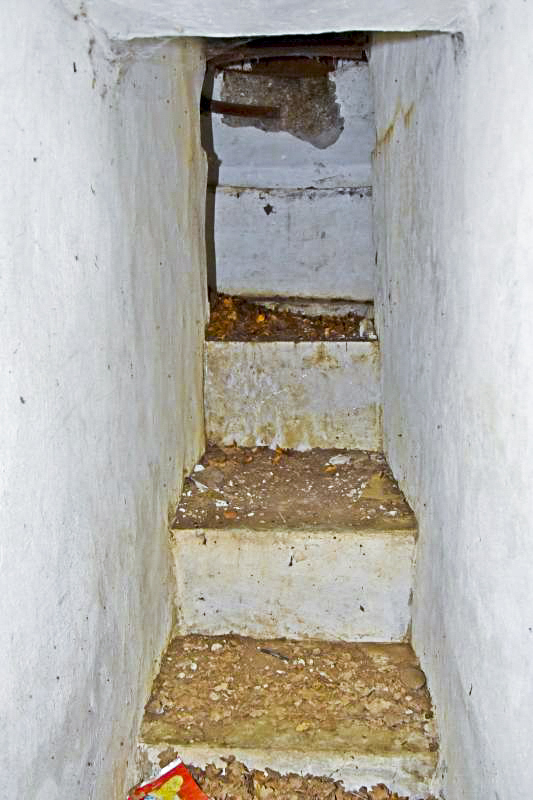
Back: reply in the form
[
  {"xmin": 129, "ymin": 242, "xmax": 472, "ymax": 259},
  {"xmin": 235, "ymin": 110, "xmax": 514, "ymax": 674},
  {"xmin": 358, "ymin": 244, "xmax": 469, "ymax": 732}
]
[
  {"xmin": 171, "ymin": 445, "xmax": 415, "ymax": 533},
  {"xmin": 206, "ymin": 295, "xmax": 374, "ymax": 342},
  {"xmin": 142, "ymin": 635, "xmax": 435, "ymax": 754}
]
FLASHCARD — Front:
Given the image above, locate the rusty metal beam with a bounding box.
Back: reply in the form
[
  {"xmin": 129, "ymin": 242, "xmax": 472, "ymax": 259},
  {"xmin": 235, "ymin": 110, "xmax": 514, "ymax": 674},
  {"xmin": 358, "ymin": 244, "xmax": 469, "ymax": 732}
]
[
  {"xmin": 224, "ymin": 57, "xmax": 334, "ymax": 79},
  {"xmin": 200, "ymin": 96, "xmax": 280, "ymax": 119},
  {"xmin": 209, "ymin": 44, "xmax": 366, "ymax": 68}
]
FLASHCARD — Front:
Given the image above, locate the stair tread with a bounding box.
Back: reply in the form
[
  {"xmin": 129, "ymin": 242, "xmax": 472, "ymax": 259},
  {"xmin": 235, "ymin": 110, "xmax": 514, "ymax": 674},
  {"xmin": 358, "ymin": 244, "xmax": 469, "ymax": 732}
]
[
  {"xmin": 141, "ymin": 634, "xmax": 436, "ymax": 759},
  {"xmin": 171, "ymin": 446, "xmax": 415, "ymax": 533},
  {"xmin": 205, "ymin": 294, "xmax": 374, "ymax": 343}
]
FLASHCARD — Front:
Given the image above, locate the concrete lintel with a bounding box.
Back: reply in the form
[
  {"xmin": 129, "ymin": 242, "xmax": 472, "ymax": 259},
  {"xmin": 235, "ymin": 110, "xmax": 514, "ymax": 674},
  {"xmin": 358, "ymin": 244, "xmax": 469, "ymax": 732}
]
[{"xmin": 85, "ymin": 0, "xmax": 468, "ymax": 41}]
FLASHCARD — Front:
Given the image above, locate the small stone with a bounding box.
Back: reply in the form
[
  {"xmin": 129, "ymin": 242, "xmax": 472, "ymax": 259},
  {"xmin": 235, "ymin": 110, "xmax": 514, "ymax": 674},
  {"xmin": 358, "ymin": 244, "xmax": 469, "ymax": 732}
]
[
  {"xmin": 327, "ymin": 454, "xmax": 352, "ymax": 465},
  {"xmin": 209, "ymin": 691, "xmax": 220, "ymax": 701},
  {"xmin": 399, "ymin": 665, "xmax": 426, "ymax": 691},
  {"xmin": 201, "ymin": 466, "xmax": 225, "ymax": 489},
  {"xmin": 211, "ymin": 643, "xmax": 223, "ymax": 652},
  {"xmin": 365, "ymin": 697, "xmax": 393, "ymax": 714},
  {"xmin": 193, "ymin": 463, "xmax": 205, "ymax": 472},
  {"xmin": 359, "ymin": 318, "xmax": 376, "ymax": 338},
  {"xmin": 190, "ymin": 662, "xmax": 198, "ymax": 671}
]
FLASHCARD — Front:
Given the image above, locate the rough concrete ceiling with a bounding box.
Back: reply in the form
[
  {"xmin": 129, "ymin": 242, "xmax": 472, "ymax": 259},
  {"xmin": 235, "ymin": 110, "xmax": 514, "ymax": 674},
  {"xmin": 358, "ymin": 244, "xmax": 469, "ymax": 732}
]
[{"xmin": 84, "ymin": 0, "xmax": 469, "ymax": 40}]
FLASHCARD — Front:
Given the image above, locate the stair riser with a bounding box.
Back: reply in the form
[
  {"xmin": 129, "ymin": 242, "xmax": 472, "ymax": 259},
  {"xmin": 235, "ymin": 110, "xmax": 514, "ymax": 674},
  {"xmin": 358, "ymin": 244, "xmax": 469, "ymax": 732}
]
[
  {"xmin": 138, "ymin": 743, "xmax": 437, "ymax": 798},
  {"xmin": 212, "ymin": 186, "xmax": 374, "ymax": 300},
  {"xmin": 172, "ymin": 528, "xmax": 414, "ymax": 641},
  {"xmin": 204, "ymin": 341, "xmax": 382, "ymax": 451}
]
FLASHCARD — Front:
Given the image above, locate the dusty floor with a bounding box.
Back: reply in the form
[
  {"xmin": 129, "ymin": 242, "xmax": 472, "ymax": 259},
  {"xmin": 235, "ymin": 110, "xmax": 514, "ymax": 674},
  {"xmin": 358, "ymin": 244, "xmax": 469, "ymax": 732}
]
[
  {"xmin": 171, "ymin": 445, "xmax": 415, "ymax": 532},
  {"xmin": 186, "ymin": 758, "xmax": 438, "ymax": 800},
  {"xmin": 142, "ymin": 635, "xmax": 436, "ymax": 756},
  {"xmin": 206, "ymin": 294, "xmax": 375, "ymax": 342}
]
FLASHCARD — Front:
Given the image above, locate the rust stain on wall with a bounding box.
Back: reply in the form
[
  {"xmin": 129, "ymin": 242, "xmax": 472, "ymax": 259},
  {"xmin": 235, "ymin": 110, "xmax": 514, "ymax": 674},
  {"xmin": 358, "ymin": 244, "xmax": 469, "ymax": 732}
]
[{"xmin": 374, "ymin": 100, "xmax": 416, "ymax": 155}]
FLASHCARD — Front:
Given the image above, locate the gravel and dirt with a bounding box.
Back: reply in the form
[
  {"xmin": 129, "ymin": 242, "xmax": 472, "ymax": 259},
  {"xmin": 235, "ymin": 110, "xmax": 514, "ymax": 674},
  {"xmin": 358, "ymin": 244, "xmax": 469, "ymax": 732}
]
[
  {"xmin": 206, "ymin": 294, "xmax": 375, "ymax": 342},
  {"xmin": 171, "ymin": 445, "xmax": 415, "ymax": 533},
  {"xmin": 187, "ymin": 758, "xmax": 438, "ymax": 800},
  {"xmin": 142, "ymin": 634, "xmax": 436, "ymax": 755}
]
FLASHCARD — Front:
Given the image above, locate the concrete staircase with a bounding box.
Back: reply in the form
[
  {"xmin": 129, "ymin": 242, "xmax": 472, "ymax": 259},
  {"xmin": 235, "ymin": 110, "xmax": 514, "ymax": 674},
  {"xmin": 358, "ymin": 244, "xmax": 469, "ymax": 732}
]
[{"xmin": 137, "ymin": 302, "xmax": 438, "ymax": 797}]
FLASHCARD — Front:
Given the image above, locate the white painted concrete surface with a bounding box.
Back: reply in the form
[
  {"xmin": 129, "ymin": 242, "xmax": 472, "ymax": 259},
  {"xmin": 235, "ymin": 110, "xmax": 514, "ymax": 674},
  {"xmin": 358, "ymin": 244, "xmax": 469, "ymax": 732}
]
[
  {"xmin": 213, "ymin": 187, "xmax": 374, "ymax": 299},
  {"xmin": 210, "ymin": 63, "xmax": 374, "ymax": 190},
  {"xmin": 0, "ymin": 5, "xmax": 206, "ymax": 797},
  {"xmin": 85, "ymin": 0, "xmax": 468, "ymax": 39},
  {"xmin": 173, "ymin": 527, "xmax": 415, "ymax": 641},
  {"xmin": 139, "ymin": 742, "xmax": 437, "ymax": 798},
  {"xmin": 371, "ymin": 10, "xmax": 533, "ymax": 798},
  {"xmin": 205, "ymin": 341, "xmax": 382, "ymax": 450},
  {"xmin": 209, "ymin": 62, "xmax": 375, "ymax": 300}
]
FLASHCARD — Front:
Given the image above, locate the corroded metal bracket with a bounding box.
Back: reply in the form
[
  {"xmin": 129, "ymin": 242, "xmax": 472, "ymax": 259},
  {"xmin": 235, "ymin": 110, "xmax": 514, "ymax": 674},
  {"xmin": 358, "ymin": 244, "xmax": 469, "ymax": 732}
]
[{"xmin": 200, "ymin": 96, "xmax": 280, "ymax": 119}]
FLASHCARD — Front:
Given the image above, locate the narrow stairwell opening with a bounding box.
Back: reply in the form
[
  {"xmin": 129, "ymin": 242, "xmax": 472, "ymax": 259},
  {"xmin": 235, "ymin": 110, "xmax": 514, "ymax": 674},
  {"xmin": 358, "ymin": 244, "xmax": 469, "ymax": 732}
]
[
  {"xmin": 200, "ymin": 31, "xmax": 374, "ymax": 303},
  {"xmin": 133, "ymin": 31, "xmax": 442, "ymax": 800}
]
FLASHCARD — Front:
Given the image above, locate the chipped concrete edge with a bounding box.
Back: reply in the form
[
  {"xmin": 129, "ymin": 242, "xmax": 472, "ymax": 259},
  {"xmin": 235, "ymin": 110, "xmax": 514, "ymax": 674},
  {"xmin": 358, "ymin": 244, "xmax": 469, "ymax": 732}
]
[{"xmin": 136, "ymin": 742, "xmax": 438, "ymax": 797}]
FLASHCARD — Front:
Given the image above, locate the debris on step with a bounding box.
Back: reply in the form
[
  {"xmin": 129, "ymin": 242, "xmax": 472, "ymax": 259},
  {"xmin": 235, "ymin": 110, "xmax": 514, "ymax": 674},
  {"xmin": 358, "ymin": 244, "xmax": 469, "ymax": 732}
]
[
  {"xmin": 140, "ymin": 634, "xmax": 437, "ymax": 797},
  {"xmin": 142, "ymin": 635, "xmax": 435, "ymax": 752},
  {"xmin": 172, "ymin": 445, "xmax": 414, "ymax": 532},
  {"xmin": 186, "ymin": 759, "xmax": 439, "ymax": 800},
  {"xmin": 206, "ymin": 293, "xmax": 375, "ymax": 342}
]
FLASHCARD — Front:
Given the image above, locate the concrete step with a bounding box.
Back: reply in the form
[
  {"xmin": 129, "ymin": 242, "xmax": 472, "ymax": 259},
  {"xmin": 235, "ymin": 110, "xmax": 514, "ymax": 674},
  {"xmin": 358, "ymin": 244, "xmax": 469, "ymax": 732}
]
[
  {"xmin": 211, "ymin": 185, "xmax": 374, "ymax": 301},
  {"xmin": 204, "ymin": 334, "xmax": 381, "ymax": 451},
  {"xmin": 138, "ymin": 634, "xmax": 438, "ymax": 797},
  {"xmin": 171, "ymin": 446, "xmax": 416, "ymax": 642}
]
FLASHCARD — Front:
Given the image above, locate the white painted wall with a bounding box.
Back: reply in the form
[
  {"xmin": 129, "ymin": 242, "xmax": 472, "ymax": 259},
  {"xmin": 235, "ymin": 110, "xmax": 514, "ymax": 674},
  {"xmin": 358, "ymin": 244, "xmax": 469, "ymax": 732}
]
[
  {"xmin": 0, "ymin": 4, "xmax": 206, "ymax": 797},
  {"xmin": 210, "ymin": 62, "xmax": 375, "ymax": 299},
  {"xmin": 371, "ymin": 11, "xmax": 533, "ymax": 798}
]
